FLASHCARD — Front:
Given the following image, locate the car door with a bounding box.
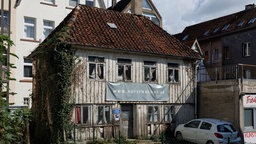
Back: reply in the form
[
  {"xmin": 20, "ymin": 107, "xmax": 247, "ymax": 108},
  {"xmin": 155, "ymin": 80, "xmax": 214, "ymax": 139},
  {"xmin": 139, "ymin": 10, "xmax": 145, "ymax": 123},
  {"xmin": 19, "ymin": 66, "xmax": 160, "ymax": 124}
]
[
  {"xmin": 182, "ymin": 120, "xmax": 201, "ymax": 143},
  {"xmin": 196, "ymin": 121, "xmax": 213, "ymax": 144}
]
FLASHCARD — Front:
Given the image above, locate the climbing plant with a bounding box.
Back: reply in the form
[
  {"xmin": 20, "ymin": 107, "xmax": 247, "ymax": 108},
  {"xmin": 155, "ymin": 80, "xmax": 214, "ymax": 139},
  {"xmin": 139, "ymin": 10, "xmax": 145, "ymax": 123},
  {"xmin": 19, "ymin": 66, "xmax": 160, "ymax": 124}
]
[{"xmin": 30, "ymin": 26, "xmax": 76, "ymax": 143}]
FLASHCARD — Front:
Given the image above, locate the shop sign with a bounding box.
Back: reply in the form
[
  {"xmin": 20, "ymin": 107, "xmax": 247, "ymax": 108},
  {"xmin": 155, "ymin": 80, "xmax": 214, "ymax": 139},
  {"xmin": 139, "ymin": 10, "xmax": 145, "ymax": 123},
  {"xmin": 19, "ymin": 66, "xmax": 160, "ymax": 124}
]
[
  {"xmin": 106, "ymin": 82, "xmax": 169, "ymax": 101},
  {"xmin": 243, "ymin": 95, "xmax": 256, "ymax": 107},
  {"xmin": 244, "ymin": 132, "xmax": 256, "ymax": 143}
]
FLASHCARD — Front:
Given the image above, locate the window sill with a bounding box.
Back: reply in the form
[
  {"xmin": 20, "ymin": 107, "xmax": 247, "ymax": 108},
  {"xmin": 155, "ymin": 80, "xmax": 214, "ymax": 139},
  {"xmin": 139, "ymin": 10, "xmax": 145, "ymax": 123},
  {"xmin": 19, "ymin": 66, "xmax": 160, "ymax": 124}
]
[
  {"xmin": 20, "ymin": 38, "xmax": 40, "ymax": 43},
  {"xmin": 40, "ymin": 2, "xmax": 57, "ymax": 7},
  {"xmin": 20, "ymin": 79, "xmax": 32, "ymax": 83},
  {"xmin": 66, "ymin": 6, "xmax": 74, "ymax": 10}
]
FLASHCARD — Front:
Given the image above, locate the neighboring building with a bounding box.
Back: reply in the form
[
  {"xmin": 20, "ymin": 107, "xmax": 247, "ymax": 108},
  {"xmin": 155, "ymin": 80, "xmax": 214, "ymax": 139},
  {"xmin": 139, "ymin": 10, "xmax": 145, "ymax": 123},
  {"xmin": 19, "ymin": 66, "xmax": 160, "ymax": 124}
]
[
  {"xmin": 29, "ymin": 5, "xmax": 200, "ymax": 142},
  {"xmin": 109, "ymin": 0, "xmax": 162, "ymax": 27},
  {"xmin": 1, "ymin": 0, "xmax": 162, "ymax": 109},
  {"xmin": 1, "ymin": 0, "xmax": 115, "ymax": 108},
  {"xmin": 175, "ymin": 4, "xmax": 256, "ymax": 143}
]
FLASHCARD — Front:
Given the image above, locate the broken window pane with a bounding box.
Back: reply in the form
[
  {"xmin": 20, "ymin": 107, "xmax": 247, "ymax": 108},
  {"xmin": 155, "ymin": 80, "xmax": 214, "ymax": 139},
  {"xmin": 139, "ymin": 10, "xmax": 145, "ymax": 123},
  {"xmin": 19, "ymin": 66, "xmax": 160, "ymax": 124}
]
[
  {"xmin": 88, "ymin": 56, "xmax": 104, "ymax": 80},
  {"xmin": 144, "ymin": 61, "xmax": 157, "ymax": 82},
  {"xmin": 117, "ymin": 58, "xmax": 132, "ymax": 81},
  {"xmin": 168, "ymin": 63, "xmax": 179, "ymax": 83}
]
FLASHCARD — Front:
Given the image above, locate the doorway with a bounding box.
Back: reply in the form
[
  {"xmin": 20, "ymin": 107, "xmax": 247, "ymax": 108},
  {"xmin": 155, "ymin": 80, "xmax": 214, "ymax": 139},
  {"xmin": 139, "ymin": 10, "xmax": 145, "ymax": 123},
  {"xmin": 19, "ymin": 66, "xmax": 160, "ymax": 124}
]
[{"xmin": 121, "ymin": 104, "xmax": 133, "ymax": 138}]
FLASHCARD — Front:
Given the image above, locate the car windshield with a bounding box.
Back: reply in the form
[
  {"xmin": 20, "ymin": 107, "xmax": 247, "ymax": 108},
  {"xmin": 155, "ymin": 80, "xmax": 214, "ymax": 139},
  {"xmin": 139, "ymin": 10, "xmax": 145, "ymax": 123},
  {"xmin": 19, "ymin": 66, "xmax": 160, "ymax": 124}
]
[{"xmin": 217, "ymin": 124, "xmax": 236, "ymax": 132}]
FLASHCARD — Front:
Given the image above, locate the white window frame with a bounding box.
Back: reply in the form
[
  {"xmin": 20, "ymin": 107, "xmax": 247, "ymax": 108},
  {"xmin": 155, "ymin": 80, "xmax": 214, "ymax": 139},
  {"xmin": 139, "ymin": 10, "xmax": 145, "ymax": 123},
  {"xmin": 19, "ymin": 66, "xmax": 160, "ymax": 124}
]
[
  {"xmin": 88, "ymin": 56, "xmax": 105, "ymax": 80},
  {"xmin": 117, "ymin": 58, "xmax": 132, "ymax": 81},
  {"xmin": 24, "ymin": 17, "xmax": 36, "ymax": 39},
  {"xmin": 85, "ymin": 0, "xmax": 94, "ymax": 6},
  {"xmin": 43, "ymin": 20, "xmax": 54, "ymax": 39},
  {"xmin": 144, "ymin": 61, "xmax": 157, "ymax": 82},
  {"xmin": 243, "ymin": 42, "xmax": 251, "ymax": 57},
  {"xmin": 168, "ymin": 63, "xmax": 179, "ymax": 83},
  {"xmin": 23, "ymin": 58, "xmax": 32, "ymax": 78},
  {"xmin": 142, "ymin": 12, "xmax": 160, "ymax": 26}
]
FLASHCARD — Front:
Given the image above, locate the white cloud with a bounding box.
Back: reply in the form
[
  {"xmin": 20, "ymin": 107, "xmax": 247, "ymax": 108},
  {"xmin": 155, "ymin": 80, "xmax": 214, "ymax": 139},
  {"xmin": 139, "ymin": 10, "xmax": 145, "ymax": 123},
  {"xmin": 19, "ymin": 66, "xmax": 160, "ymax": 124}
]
[{"xmin": 153, "ymin": 0, "xmax": 256, "ymax": 34}]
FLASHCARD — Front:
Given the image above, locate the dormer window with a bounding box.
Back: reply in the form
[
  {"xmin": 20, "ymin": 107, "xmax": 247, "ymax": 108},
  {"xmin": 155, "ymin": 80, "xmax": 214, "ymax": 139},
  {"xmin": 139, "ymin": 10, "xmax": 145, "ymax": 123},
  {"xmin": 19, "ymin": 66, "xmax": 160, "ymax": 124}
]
[
  {"xmin": 204, "ymin": 30, "xmax": 210, "ymax": 36},
  {"xmin": 142, "ymin": 0, "xmax": 151, "ymax": 10},
  {"xmin": 86, "ymin": 0, "xmax": 94, "ymax": 6},
  {"xmin": 237, "ymin": 21, "xmax": 244, "ymax": 27},
  {"xmin": 248, "ymin": 17, "xmax": 256, "ymax": 24},
  {"xmin": 222, "ymin": 24, "xmax": 230, "ymax": 31},
  {"xmin": 213, "ymin": 27, "xmax": 219, "ymax": 33},
  {"xmin": 182, "ymin": 34, "xmax": 189, "ymax": 40}
]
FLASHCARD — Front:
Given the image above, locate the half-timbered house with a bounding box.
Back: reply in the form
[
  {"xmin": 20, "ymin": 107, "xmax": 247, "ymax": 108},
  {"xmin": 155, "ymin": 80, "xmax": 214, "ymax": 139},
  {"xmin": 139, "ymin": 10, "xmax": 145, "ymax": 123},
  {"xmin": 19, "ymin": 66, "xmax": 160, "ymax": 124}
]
[{"xmin": 29, "ymin": 5, "xmax": 200, "ymax": 142}]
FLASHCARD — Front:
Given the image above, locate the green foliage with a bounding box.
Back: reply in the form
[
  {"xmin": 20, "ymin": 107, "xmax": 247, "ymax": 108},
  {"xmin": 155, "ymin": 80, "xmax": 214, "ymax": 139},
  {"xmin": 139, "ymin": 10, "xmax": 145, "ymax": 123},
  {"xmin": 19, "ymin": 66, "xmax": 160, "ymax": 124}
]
[{"xmin": 0, "ymin": 35, "xmax": 30, "ymax": 144}]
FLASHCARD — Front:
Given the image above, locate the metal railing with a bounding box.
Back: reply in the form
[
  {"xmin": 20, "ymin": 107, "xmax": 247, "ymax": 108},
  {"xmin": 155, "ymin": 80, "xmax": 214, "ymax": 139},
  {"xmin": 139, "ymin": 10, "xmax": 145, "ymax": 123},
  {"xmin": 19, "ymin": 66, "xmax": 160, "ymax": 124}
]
[{"xmin": 198, "ymin": 64, "xmax": 256, "ymax": 82}]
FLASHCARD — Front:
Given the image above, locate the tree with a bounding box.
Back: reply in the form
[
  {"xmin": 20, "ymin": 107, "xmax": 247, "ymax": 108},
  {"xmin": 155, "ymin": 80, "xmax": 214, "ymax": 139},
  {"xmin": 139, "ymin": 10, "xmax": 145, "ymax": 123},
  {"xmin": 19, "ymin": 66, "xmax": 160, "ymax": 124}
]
[{"xmin": 0, "ymin": 35, "xmax": 31, "ymax": 144}]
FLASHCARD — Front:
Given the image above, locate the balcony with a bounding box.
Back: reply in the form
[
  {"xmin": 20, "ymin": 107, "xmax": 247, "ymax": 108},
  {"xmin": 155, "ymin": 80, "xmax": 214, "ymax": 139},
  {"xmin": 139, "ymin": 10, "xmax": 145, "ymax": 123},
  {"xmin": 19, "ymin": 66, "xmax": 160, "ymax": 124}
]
[{"xmin": 198, "ymin": 64, "xmax": 256, "ymax": 82}]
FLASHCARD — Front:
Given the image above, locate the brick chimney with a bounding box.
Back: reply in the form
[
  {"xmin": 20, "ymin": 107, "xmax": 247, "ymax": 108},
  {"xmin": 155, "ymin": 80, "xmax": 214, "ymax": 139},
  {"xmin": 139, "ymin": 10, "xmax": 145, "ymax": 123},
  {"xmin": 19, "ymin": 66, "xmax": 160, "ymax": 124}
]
[
  {"xmin": 131, "ymin": 0, "xmax": 143, "ymax": 15},
  {"xmin": 245, "ymin": 4, "xmax": 255, "ymax": 10}
]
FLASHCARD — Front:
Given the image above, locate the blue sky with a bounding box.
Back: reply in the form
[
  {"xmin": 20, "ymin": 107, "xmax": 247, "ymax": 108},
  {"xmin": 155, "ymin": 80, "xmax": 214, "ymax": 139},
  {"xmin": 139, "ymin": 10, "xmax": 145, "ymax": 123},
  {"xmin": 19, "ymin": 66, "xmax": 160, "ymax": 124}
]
[{"xmin": 152, "ymin": 0, "xmax": 256, "ymax": 34}]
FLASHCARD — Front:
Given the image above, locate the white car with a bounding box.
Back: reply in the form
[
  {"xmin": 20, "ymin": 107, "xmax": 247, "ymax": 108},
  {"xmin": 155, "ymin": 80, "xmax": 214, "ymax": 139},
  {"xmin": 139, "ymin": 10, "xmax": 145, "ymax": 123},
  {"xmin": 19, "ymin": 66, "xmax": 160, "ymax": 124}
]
[{"xmin": 174, "ymin": 118, "xmax": 241, "ymax": 144}]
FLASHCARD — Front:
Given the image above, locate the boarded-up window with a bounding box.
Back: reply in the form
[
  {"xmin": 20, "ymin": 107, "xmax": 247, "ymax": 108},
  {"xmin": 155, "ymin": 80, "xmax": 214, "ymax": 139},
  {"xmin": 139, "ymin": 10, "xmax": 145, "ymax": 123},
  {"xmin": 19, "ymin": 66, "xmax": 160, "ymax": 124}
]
[{"xmin": 224, "ymin": 47, "xmax": 230, "ymax": 59}]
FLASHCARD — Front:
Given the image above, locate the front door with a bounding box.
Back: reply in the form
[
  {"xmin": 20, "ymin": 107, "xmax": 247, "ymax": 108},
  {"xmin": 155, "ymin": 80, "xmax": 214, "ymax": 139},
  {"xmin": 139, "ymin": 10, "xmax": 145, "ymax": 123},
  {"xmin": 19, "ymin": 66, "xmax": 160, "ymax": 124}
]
[{"xmin": 121, "ymin": 104, "xmax": 133, "ymax": 138}]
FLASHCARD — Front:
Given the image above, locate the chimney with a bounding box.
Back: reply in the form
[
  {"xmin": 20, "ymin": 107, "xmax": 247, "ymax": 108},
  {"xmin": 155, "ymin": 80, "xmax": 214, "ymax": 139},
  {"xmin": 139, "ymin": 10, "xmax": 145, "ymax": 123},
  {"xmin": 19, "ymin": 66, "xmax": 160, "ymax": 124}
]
[
  {"xmin": 131, "ymin": 0, "xmax": 143, "ymax": 15},
  {"xmin": 245, "ymin": 3, "xmax": 255, "ymax": 10},
  {"xmin": 112, "ymin": 0, "xmax": 117, "ymax": 7}
]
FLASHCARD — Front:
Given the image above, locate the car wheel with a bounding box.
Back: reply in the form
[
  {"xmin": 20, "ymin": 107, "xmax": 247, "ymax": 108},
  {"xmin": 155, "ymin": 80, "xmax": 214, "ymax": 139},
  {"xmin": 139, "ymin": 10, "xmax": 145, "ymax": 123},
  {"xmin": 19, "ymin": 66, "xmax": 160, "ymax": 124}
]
[
  {"xmin": 176, "ymin": 132, "xmax": 183, "ymax": 141},
  {"xmin": 206, "ymin": 140, "xmax": 214, "ymax": 144}
]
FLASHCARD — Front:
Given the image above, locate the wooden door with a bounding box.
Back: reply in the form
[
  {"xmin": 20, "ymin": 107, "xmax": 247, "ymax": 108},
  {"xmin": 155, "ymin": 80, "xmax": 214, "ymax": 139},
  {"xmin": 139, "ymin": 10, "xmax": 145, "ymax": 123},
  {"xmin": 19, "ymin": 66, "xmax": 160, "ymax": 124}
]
[{"xmin": 121, "ymin": 104, "xmax": 133, "ymax": 138}]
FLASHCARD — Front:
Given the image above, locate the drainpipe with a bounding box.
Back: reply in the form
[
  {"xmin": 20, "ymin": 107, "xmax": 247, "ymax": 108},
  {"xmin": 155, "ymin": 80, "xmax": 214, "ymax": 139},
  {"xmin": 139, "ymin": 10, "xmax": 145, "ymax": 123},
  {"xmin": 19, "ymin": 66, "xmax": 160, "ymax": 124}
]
[{"xmin": 194, "ymin": 60, "xmax": 200, "ymax": 119}]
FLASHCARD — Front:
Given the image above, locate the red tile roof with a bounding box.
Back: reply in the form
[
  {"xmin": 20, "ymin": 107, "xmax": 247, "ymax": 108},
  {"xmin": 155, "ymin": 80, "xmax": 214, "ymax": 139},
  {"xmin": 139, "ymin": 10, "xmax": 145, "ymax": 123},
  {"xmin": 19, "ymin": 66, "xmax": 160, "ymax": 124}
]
[
  {"xmin": 37, "ymin": 5, "xmax": 200, "ymax": 59},
  {"xmin": 175, "ymin": 5, "xmax": 256, "ymax": 42}
]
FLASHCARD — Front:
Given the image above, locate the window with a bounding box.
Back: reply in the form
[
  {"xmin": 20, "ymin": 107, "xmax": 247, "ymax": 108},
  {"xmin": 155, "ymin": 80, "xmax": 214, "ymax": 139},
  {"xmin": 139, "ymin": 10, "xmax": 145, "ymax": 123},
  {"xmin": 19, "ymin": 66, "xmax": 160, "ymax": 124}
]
[
  {"xmin": 222, "ymin": 24, "xmax": 230, "ymax": 31},
  {"xmin": 75, "ymin": 105, "xmax": 90, "ymax": 125},
  {"xmin": 213, "ymin": 48, "xmax": 219, "ymax": 61},
  {"xmin": 43, "ymin": 20, "xmax": 54, "ymax": 39},
  {"xmin": 213, "ymin": 27, "xmax": 219, "ymax": 33},
  {"xmin": 237, "ymin": 21, "xmax": 244, "ymax": 27},
  {"xmin": 203, "ymin": 30, "xmax": 209, "ymax": 36},
  {"xmin": 182, "ymin": 34, "xmax": 189, "ymax": 41},
  {"xmin": 88, "ymin": 56, "xmax": 104, "ymax": 80},
  {"xmin": 24, "ymin": 58, "xmax": 32, "ymax": 77},
  {"xmin": 0, "ymin": 11, "xmax": 9, "ymax": 30},
  {"xmin": 243, "ymin": 42, "xmax": 251, "ymax": 57},
  {"xmin": 200, "ymin": 122, "xmax": 212, "ymax": 130},
  {"xmin": 97, "ymin": 106, "xmax": 111, "ymax": 125},
  {"xmin": 44, "ymin": 0, "xmax": 55, "ymax": 4},
  {"xmin": 248, "ymin": 17, "xmax": 256, "ymax": 24},
  {"xmin": 184, "ymin": 120, "xmax": 201, "ymax": 128},
  {"xmin": 164, "ymin": 105, "xmax": 175, "ymax": 123},
  {"xmin": 142, "ymin": 0, "xmax": 151, "ymax": 10},
  {"xmin": 117, "ymin": 58, "xmax": 132, "ymax": 81},
  {"xmin": 24, "ymin": 97, "xmax": 30, "ymax": 106},
  {"xmin": 142, "ymin": 12, "xmax": 160, "ymax": 26},
  {"xmin": 148, "ymin": 105, "xmax": 159, "ymax": 123},
  {"xmin": 224, "ymin": 47, "xmax": 230, "ymax": 59},
  {"xmin": 144, "ymin": 61, "xmax": 156, "ymax": 82},
  {"xmin": 244, "ymin": 70, "xmax": 251, "ymax": 79},
  {"xmin": 24, "ymin": 17, "xmax": 36, "ymax": 39},
  {"xmin": 244, "ymin": 108, "xmax": 254, "ymax": 130},
  {"xmin": 86, "ymin": 0, "xmax": 93, "ymax": 6},
  {"xmin": 69, "ymin": 0, "xmax": 78, "ymax": 7},
  {"xmin": 168, "ymin": 63, "xmax": 179, "ymax": 83}
]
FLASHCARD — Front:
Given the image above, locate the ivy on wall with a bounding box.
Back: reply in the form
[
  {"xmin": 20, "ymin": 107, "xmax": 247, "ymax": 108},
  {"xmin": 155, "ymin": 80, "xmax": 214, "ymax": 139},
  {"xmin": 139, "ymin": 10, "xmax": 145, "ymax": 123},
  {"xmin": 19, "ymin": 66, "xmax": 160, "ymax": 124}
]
[{"xmin": 30, "ymin": 26, "xmax": 76, "ymax": 143}]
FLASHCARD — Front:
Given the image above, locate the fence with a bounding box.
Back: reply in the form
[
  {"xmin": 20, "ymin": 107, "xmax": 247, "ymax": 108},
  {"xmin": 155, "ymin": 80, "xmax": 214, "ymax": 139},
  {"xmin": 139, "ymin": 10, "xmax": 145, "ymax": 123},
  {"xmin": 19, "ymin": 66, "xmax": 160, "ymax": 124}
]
[{"xmin": 198, "ymin": 64, "xmax": 256, "ymax": 82}]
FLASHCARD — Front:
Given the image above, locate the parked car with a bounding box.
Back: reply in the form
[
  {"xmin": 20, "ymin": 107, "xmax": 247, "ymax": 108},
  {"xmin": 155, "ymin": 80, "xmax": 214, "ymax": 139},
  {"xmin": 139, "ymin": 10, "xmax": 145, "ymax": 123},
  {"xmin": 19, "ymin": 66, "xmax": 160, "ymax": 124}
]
[{"xmin": 174, "ymin": 118, "xmax": 241, "ymax": 144}]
